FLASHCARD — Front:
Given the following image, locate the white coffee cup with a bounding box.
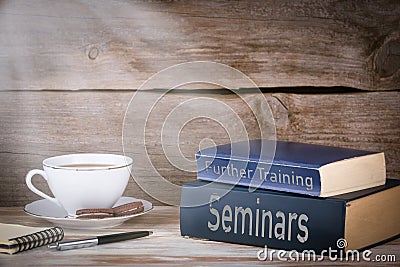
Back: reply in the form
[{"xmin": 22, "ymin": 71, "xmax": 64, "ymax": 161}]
[{"xmin": 25, "ymin": 153, "xmax": 133, "ymax": 216}]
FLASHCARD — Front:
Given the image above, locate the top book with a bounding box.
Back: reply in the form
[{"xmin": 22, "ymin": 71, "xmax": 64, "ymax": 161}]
[{"xmin": 196, "ymin": 140, "xmax": 386, "ymax": 197}]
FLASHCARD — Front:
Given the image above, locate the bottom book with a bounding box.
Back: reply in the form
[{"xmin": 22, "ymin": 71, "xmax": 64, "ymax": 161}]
[{"xmin": 180, "ymin": 179, "xmax": 400, "ymax": 253}]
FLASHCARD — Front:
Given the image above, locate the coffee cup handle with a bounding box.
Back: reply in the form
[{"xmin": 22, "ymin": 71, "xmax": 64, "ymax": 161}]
[{"xmin": 26, "ymin": 169, "xmax": 62, "ymax": 207}]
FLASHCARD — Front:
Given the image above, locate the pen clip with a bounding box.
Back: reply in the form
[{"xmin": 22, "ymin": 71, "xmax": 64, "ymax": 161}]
[{"xmin": 48, "ymin": 238, "xmax": 98, "ymax": 251}]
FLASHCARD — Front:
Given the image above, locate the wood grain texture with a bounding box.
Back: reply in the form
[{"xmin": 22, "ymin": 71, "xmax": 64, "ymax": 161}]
[
  {"xmin": 0, "ymin": 207, "xmax": 398, "ymax": 266},
  {"xmin": 0, "ymin": 0, "xmax": 399, "ymax": 90},
  {"xmin": 0, "ymin": 90, "xmax": 399, "ymax": 206}
]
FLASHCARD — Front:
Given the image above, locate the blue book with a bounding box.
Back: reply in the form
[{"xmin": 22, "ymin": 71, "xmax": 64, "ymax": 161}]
[
  {"xmin": 196, "ymin": 140, "xmax": 386, "ymax": 196},
  {"xmin": 180, "ymin": 179, "xmax": 400, "ymax": 253}
]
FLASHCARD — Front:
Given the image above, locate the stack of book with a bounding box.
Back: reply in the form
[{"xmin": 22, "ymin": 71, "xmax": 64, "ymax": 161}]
[{"xmin": 180, "ymin": 140, "xmax": 400, "ymax": 253}]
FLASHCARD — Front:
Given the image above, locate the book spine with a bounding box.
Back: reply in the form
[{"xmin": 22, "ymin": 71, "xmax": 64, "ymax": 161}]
[
  {"xmin": 180, "ymin": 181, "xmax": 345, "ymax": 253},
  {"xmin": 196, "ymin": 154, "xmax": 321, "ymax": 196}
]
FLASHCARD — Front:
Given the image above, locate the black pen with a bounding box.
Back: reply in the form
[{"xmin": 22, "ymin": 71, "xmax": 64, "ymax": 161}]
[{"xmin": 48, "ymin": 231, "xmax": 152, "ymax": 251}]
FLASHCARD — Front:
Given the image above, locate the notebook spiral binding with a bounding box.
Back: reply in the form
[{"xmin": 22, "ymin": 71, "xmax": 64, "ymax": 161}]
[{"xmin": 9, "ymin": 227, "xmax": 64, "ymax": 253}]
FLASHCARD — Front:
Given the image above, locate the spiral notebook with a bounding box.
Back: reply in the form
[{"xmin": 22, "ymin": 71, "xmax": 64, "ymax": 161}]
[{"xmin": 0, "ymin": 223, "xmax": 64, "ymax": 254}]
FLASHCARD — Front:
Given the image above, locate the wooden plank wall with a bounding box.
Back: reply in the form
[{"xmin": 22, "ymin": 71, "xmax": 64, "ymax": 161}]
[{"xmin": 0, "ymin": 0, "xmax": 399, "ymax": 206}]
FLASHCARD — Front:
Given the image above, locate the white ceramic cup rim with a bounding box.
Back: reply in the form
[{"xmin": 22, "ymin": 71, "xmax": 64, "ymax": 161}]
[{"xmin": 42, "ymin": 153, "xmax": 133, "ymax": 171}]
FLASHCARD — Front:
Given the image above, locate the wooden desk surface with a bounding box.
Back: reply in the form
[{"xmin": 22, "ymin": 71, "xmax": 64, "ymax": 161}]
[{"xmin": 0, "ymin": 206, "xmax": 398, "ymax": 266}]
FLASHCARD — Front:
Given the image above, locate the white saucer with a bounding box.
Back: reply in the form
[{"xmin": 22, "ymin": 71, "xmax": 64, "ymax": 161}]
[{"xmin": 24, "ymin": 197, "xmax": 152, "ymax": 230}]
